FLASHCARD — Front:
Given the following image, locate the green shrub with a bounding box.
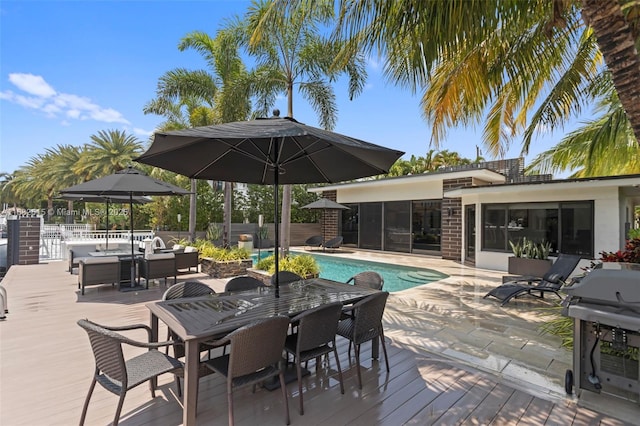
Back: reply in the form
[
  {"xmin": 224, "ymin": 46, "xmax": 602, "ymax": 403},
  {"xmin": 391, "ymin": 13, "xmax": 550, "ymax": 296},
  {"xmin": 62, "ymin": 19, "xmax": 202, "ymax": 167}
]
[
  {"xmin": 197, "ymin": 241, "xmax": 250, "ymax": 261},
  {"xmin": 255, "ymin": 254, "xmax": 320, "ymax": 277}
]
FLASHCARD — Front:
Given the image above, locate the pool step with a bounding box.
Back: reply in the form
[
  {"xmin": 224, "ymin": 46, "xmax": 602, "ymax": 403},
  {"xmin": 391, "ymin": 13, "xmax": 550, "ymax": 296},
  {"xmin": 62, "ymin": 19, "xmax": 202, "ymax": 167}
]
[
  {"xmin": 397, "ymin": 270, "xmax": 447, "ymax": 284},
  {"xmin": 397, "ymin": 272, "xmax": 430, "ymax": 284}
]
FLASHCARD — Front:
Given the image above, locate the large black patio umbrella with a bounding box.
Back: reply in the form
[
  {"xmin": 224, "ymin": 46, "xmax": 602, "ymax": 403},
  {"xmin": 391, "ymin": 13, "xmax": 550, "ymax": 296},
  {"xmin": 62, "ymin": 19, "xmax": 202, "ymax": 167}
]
[
  {"xmin": 56, "ymin": 193, "xmax": 152, "ymax": 251},
  {"xmin": 136, "ymin": 114, "xmax": 404, "ymax": 296},
  {"xmin": 302, "ymin": 198, "xmax": 350, "ymax": 243},
  {"xmin": 59, "ymin": 166, "xmax": 190, "ymax": 288}
]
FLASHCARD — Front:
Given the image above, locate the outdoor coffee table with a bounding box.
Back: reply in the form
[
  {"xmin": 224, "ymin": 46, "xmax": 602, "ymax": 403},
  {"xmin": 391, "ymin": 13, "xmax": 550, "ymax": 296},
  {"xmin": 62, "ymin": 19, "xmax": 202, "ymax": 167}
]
[{"xmin": 146, "ymin": 277, "xmax": 380, "ymax": 426}]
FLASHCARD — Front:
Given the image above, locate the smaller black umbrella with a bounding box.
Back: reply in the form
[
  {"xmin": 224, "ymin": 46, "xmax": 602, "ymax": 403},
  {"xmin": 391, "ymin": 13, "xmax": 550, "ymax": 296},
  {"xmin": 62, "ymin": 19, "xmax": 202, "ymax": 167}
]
[
  {"xmin": 56, "ymin": 193, "xmax": 152, "ymax": 250},
  {"xmin": 59, "ymin": 167, "xmax": 190, "ymax": 288},
  {"xmin": 302, "ymin": 198, "xmax": 349, "ymax": 243}
]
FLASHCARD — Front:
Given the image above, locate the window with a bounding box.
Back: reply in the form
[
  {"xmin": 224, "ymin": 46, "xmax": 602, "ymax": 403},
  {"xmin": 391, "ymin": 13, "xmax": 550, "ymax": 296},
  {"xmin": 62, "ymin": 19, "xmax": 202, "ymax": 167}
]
[{"xmin": 482, "ymin": 201, "xmax": 593, "ymax": 257}]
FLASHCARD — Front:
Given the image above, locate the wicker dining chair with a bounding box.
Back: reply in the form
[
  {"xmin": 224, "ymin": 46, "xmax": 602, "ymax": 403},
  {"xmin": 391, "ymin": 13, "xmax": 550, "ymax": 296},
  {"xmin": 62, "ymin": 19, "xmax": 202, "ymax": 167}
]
[
  {"xmin": 162, "ymin": 281, "xmax": 217, "ymax": 397},
  {"xmin": 271, "ymin": 271, "xmax": 303, "ymax": 286},
  {"xmin": 77, "ymin": 319, "xmax": 183, "ymax": 426},
  {"xmin": 225, "ymin": 276, "xmax": 265, "ymax": 292},
  {"xmin": 284, "ymin": 302, "xmax": 344, "ymax": 415},
  {"xmin": 346, "ymin": 271, "xmax": 384, "ymax": 290},
  {"xmin": 205, "ymin": 316, "xmax": 291, "ymax": 426},
  {"xmin": 337, "ymin": 292, "xmax": 390, "ymax": 389}
]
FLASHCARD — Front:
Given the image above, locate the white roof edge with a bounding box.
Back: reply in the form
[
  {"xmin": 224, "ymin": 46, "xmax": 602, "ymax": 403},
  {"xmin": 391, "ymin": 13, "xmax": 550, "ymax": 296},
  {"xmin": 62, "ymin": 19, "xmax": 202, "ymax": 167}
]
[
  {"xmin": 309, "ymin": 169, "xmax": 505, "ymax": 193},
  {"xmin": 445, "ymin": 175, "xmax": 640, "ymax": 197}
]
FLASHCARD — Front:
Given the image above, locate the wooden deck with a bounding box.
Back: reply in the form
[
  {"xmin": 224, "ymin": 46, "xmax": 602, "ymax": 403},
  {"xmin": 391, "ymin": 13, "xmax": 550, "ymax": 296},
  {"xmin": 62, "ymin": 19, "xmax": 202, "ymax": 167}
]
[{"xmin": 0, "ymin": 261, "xmax": 635, "ymax": 425}]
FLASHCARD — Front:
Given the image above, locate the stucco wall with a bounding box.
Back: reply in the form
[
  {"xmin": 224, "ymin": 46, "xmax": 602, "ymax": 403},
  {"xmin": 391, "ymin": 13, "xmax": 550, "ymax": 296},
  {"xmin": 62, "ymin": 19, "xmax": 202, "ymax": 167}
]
[
  {"xmin": 337, "ymin": 183, "xmax": 442, "ymax": 203},
  {"xmin": 466, "ymin": 185, "xmax": 622, "ymax": 271}
]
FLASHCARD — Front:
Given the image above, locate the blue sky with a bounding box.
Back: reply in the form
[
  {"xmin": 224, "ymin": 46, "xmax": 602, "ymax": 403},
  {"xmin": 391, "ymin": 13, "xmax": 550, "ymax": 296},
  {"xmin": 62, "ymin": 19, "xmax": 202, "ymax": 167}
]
[{"xmin": 1, "ymin": 0, "xmax": 565, "ymax": 176}]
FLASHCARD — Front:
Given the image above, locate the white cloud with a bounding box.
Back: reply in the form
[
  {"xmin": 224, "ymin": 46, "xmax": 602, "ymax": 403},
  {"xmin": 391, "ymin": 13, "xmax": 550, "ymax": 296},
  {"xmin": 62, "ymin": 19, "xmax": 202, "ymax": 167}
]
[
  {"xmin": 133, "ymin": 127, "xmax": 154, "ymax": 137},
  {"xmin": 1, "ymin": 73, "xmax": 130, "ymax": 125},
  {"xmin": 9, "ymin": 73, "xmax": 56, "ymax": 97}
]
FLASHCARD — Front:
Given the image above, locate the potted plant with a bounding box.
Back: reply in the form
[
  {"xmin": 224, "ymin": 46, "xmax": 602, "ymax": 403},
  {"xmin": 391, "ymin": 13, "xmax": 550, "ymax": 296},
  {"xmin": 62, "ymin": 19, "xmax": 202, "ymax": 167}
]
[
  {"xmin": 206, "ymin": 223, "xmax": 224, "ymax": 246},
  {"xmin": 507, "ymin": 237, "xmax": 553, "ymax": 277},
  {"xmin": 256, "ymin": 224, "xmax": 273, "ymax": 248},
  {"xmin": 600, "ymin": 237, "xmax": 640, "ymax": 270}
]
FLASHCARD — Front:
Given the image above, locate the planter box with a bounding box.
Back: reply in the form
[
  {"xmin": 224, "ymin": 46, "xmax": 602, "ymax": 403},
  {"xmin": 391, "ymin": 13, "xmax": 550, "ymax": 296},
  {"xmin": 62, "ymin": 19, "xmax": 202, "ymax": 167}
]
[
  {"xmin": 201, "ymin": 258, "xmax": 252, "ymax": 278},
  {"xmin": 508, "ymin": 257, "xmax": 552, "ymax": 278}
]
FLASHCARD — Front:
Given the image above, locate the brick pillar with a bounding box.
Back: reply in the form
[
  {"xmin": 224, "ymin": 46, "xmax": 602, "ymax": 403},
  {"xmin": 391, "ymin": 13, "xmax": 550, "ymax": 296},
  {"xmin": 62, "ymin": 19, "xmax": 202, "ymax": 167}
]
[
  {"xmin": 441, "ymin": 178, "xmax": 473, "ymax": 261},
  {"xmin": 321, "ymin": 190, "xmax": 339, "ymax": 240},
  {"xmin": 7, "ymin": 217, "xmax": 41, "ymax": 266}
]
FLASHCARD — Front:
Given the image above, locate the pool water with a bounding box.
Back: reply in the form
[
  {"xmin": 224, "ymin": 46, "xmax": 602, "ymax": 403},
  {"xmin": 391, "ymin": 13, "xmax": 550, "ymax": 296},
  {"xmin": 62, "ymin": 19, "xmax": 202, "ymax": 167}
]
[{"xmin": 252, "ymin": 252, "xmax": 448, "ymax": 292}]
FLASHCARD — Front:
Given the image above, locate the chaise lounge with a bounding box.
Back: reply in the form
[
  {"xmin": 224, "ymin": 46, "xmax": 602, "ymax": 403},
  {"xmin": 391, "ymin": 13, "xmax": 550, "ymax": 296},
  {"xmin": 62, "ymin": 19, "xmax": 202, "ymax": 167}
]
[
  {"xmin": 322, "ymin": 236, "xmax": 343, "ymax": 252},
  {"xmin": 484, "ymin": 253, "xmax": 582, "ymax": 306}
]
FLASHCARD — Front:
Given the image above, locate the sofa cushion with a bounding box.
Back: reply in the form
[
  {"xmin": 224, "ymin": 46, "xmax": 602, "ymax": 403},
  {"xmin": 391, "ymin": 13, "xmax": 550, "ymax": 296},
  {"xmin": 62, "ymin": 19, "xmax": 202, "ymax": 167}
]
[
  {"xmin": 80, "ymin": 256, "xmax": 120, "ymax": 264},
  {"xmin": 147, "ymin": 253, "xmax": 175, "ymax": 260}
]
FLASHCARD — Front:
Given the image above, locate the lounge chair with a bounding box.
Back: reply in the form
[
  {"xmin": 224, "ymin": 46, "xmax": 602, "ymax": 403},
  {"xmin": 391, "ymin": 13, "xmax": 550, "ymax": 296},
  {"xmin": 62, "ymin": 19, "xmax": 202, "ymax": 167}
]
[
  {"xmin": 304, "ymin": 235, "xmax": 323, "ymax": 250},
  {"xmin": 484, "ymin": 254, "xmax": 582, "ymax": 306},
  {"xmin": 322, "ymin": 236, "xmax": 343, "ymax": 252}
]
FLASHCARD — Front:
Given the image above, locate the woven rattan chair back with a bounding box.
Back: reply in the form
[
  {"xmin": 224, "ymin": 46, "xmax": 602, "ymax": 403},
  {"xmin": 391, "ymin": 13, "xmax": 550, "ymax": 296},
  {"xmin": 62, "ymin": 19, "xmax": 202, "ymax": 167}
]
[
  {"xmin": 271, "ymin": 271, "xmax": 303, "ymax": 286},
  {"xmin": 337, "ymin": 292, "xmax": 390, "ymax": 389},
  {"xmin": 295, "ymin": 302, "xmax": 343, "ymax": 353},
  {"xmin": 162, "ymin": 280, "xmax": 214, "ymax": 300},
  {"xmin": 229, "ymin": 316, "xmax": 290, "ymax": 378},
  {"xmin": 347, "ymin": 271, "xmax": 384, "ymax": 290},
  {"xmin": 77, "ymin": 319, "xmax": 182, "ymax": 426},
  {"xmin": 225, "ymin": 276, "xmax": 265, "ymax": 292},
  {"xmin": 205, "ymin": 316, "xmax": 291, "ymax": 425},
  {"xmin": 352, "ymin": 292, "xmax": 389, "ymax": 345},
  {"xmin": 286, "ymin": 302, "xmax": 345, "ymax": 415},
  {"xmin": 79, "ymin": 319, "xmax": 128, "ymax": 385}
]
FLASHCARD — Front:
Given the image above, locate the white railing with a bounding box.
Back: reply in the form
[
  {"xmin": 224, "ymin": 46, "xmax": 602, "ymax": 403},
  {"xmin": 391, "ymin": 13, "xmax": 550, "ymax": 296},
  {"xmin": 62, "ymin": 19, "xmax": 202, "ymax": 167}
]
[{"xmin": 39, "ymin": 227, "xmax": 155, "ymax": 260}]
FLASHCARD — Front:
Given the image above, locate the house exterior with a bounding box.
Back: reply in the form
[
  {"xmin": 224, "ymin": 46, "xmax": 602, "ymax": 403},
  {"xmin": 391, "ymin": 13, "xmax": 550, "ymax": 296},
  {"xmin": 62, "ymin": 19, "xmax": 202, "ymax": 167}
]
[{"xmin": 309, "ymin": 158, "xmax": 640, "ymax": 271}]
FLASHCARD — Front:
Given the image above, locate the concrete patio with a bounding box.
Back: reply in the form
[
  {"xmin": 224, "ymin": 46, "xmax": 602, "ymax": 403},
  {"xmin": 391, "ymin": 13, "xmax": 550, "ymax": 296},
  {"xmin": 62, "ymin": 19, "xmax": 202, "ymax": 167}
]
[{"xmin": 0, "ymin": 250, "xmax": 638, "ymax": 425}]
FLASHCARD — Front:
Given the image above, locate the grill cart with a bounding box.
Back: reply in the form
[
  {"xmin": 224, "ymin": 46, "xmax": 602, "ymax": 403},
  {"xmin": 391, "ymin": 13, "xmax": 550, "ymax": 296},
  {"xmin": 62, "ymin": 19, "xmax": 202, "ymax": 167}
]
[{"xmin": 562, "ymin": 268, "xmax": 640, "ymax": 404}]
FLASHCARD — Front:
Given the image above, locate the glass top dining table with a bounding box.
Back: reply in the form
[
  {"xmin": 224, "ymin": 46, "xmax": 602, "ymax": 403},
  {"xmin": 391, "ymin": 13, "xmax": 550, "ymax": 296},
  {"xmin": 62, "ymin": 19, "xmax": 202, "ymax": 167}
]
[{"xmin": 146, "ymin": 277, "xmax": 381, "ymax": 426}]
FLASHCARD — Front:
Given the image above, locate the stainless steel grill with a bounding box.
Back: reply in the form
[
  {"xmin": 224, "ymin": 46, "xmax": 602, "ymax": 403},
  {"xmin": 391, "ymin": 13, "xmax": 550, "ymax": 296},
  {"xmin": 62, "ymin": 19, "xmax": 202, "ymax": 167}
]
[{"xmin": 562, "ymin": 268, "xmax": 640, "ymax": 403}]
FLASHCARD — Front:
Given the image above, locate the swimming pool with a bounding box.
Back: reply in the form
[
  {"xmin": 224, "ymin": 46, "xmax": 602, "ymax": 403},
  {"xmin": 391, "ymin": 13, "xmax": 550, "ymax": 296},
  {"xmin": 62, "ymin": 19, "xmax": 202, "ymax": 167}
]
[{"xmin": 252, "ymin": 252, "xmax": 448, "ymax": 292}]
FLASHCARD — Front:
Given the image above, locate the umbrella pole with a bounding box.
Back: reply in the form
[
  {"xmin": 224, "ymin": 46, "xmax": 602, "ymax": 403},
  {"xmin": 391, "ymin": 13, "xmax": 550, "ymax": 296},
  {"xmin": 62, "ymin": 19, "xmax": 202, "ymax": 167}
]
[
  {"xmin": 273, "ymin": 154, "xmax": 280, "ymax": 298},
  {"xmin": 105, "ymin": 199, "xmax": 110, "ymax": 251},
  {"xmin": 129, "ymin": 193, "xmax": 135, "ymax": 287}
]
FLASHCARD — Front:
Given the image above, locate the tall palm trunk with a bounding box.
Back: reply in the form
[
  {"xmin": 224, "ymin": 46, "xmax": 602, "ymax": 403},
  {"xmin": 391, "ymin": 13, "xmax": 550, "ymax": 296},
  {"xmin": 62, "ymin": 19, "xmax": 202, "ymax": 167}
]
[
  {"xmin": 280, "ymin": 84, "xmax": 295, "ymax": 256},
  {"xmin": 582, "ymin": 0, "xmax": 640, "ymax": 145},
  {"xmin": 188, "ymin": 178, "xmax": 197, "ymax": 242},
  {"xmin": 223, "ymin": 181, "xmax": 232, "ymax": 248}
]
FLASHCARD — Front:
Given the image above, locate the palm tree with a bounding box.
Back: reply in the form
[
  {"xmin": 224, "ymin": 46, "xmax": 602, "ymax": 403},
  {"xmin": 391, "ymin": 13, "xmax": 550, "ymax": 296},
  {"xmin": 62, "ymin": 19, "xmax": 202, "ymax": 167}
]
[
  {"xmin": 74, "ymin": 129, "xmax": 143, "ymax": 179},
  {"xmin": 274, "ymin": 1, "xmax": 640, "ymax": 175},
  {"xmin": 144, "ymin": 29, "xmax": 253, "ymax": 245},
  {"xmin": 11, "ymin": 152, "xmax": 58, "ymax": 215},
  {"xmin": 238, "ymin": 0, "xmax": 367, "ymax": 253},
  {"xmin": 45, "ymin": 145, "xmax": 84, "ymax": 223},
  {"xmin": 0, "ymin": 172, "xmax": 20, "ymax": 211}
]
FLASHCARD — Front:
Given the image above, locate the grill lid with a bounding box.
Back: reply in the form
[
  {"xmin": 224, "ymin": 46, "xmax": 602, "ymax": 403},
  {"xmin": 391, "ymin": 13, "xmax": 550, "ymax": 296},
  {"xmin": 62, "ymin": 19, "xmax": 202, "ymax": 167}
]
[{"xmin": 565, "ymin": 268, "xmax": 640, "ymax": 309}]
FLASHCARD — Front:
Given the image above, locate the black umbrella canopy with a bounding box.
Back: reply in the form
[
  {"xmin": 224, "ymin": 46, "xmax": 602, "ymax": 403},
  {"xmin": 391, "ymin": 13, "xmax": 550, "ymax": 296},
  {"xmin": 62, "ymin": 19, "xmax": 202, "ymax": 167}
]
[
  {"xmin": 59, "ymin": 166, "xmax": 189, "ymax": 196},
  {"xmin": 136, "ymin": 116, "xmax": 404, "ymax": 296},
  {"xmin": 57, "ymin": 193, "xmax": 152, "ymax": 251},
  {"xmin": 136, "ymin": 117, "xmax": 404, "ymax": 184},
  {"xmin": 59, "ymin": 167, "xmax": 190, "ymax": 289}
]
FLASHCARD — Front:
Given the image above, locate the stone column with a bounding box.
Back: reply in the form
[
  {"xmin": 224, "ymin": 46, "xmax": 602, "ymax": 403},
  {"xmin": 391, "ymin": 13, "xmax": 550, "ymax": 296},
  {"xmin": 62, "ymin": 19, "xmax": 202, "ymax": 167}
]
[{"xmin": 441, "ymin": 178, "xmax": 473, "ymax": 261}]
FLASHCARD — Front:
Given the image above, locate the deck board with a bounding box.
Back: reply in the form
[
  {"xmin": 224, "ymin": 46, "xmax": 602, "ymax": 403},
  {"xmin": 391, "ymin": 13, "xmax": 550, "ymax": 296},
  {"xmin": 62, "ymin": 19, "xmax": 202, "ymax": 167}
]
[{"xmin": 0, "ymin": 261, "xmax": 636, "ymax": 425}]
